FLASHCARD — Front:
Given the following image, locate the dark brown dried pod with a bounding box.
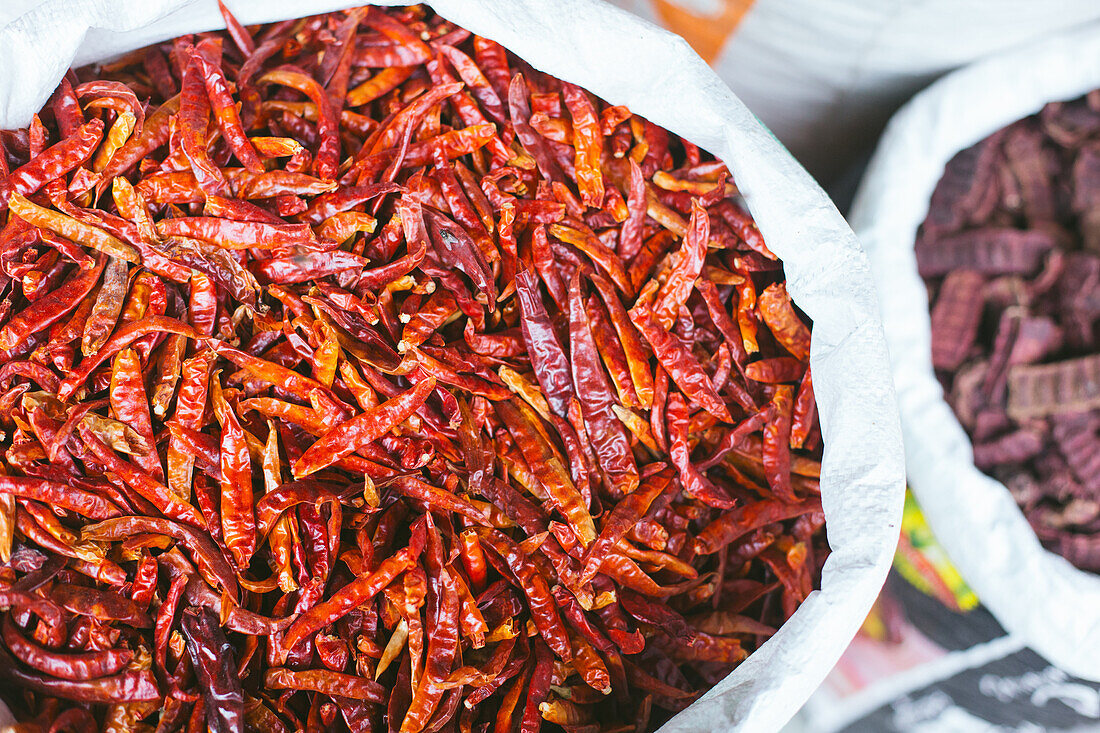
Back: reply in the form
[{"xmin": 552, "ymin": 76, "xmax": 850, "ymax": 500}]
[
  {"xmin": 947, "ymin": 358, "xmax": 990, "ymax": 430},
  {"xmin": 1051, "ymin": 412, "xmax": 1100, "ymax": 487},
  {"xmin": 972, "ymin": 428, "xmax": 1044, "ymax": 471},
  {"xmin": 923, "ymin": 132, "xmax": 1003, "ymax": 233},
  {"xmin": 1071, "ymin": 144, "xmax": 1100, "ymax": 213},
  {"xmin": 916, "ymin": 228, "xmax": 1055, "ymax": 278},
  {"xmin": 930, "ymin": 269, "xmax": 984, "ymax": 371},
  {"xmin": 1049, "ymin": 533, "xmax": 1100, "ymax": 572},
  {"xmin": 1003, "ymin": 471, "xmax": 1043, "ymax": 509},
  {"xmin": 1006, "ymin": 316, "xmax": 1063, "ymax": 366},
  {"xmin": 981, "ymin": 309, "xmax": 1024, "ymax": 406},
  {"xmin": 1007, "ymin": 354, "xmax": 1100, "ymax": 420},
  {"xmin": 1042, "ymin": 99, "xmax": 1100, "ymax": 148},
  {"xmin": 1003, "ymin": 123, "xmax": 1059, "ymax": 222},
  {"xmin": 972, "ymin": 408, "xmax": 1013, "ymax": 443},
  {"xmin": 1078, "ymin": 209, "xmax": 1100, "ymax": 253}
]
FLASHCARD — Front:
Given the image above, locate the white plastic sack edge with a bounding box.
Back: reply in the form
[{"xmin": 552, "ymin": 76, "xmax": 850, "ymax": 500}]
[
  {"xmin": 850, "ymin": 23, "xmax": 1100, "ymax": 682},
  {"xmin": 0, "ymin": 0, "xmax": 906, "ymax": 729}
]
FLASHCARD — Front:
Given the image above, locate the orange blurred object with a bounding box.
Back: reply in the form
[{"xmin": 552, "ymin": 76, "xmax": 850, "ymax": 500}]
[{"xmin": 651, "ymin": 0, "xmax": 756, "ymax": 62}]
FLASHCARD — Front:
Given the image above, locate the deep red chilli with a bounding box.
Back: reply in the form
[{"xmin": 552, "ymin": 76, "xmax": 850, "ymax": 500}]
[{"xmin": 0, "ymin": 5, "xmax": 825, "ymax": 732}]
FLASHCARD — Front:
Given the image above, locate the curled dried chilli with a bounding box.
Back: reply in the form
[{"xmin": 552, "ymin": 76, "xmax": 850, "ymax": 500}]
[
  {"xmin": 0, "ymin": 5, "xmax": 824, "ymax": 731},
  {"xmin": 920, "ymin": 91, "xmax": 1100, "ymax": 572}
]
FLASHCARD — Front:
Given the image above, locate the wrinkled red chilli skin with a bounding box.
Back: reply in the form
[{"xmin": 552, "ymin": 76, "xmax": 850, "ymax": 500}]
[{"xmin": 0, "ymin": 5, "xmax": 825, "ymax": 729}]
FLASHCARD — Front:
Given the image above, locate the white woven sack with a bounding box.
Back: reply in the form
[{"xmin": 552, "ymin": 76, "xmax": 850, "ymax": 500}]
[
  {"xmin": 0, "ymin": 1, "xmax": 906, "ymax": 728},
  {"xmin": 851, "ymin": 26, "xmax": 1100, "ymax": 683}
]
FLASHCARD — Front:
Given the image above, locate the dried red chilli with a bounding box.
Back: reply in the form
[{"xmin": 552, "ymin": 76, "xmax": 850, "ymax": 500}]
[{"xmin": 0, "ymin": 5, "xmax": 824, "ymax": 731}]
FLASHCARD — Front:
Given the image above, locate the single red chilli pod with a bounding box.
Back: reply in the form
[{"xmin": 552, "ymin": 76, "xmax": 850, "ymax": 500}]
[
  {"xmin": 50, "ymin": 75, "xmax": 85, "ymax": 137},
  {"xmin": 745, "ymin": 357, "xmax": 805, "ymax": 385},
  {"xmin": 280, "ymin": 544, "xmax": 421, "ymax": 655},
  {"xmin": 548, "ymin": 223, "xmax": 633, "ymax": 296},
  {"xmin": 514, "ymin": 269, "xmax": 574, "ymax": 418},
  {"xmin": 667, "ymin": 391, "xmax": 735, "ymax": 509},
  {"xmin": 178, "ymin": 49, "xmax": 229, "ymax": 196},
  {"xmin": 217, "ymin": 0, "xmax": 255, "ymax": 56},
  {"xmin": 1, "ymin": 615, "xmax": 132, "ymax": 680},
  {"xmin": 8, "ymin": 193, "xmax": 140, "ymax": 263},
  {"xmin": 109, "ymin": 347, "xmax": 164, "ymax": 482},
  {"xmin": 368, "ymin": 81, "xmax": 464, "ymax": 157},
  {"xmin": 590, "ymin": 273, "xmax": 655, "ymax": 409},
  {"xmin": 520, "ymin": 639, "xmax": 555, "ymax": 733},
  {"xmin": 508, "ymin": 74, "xmax": 565, "ymax": 184},
  {"xmin": 0, "ymin": 477, "xmax": 120, "ymax": 521},
  {"xmin": 695, "ymin": 496, "xmax": 823, "ymax": 555},
  {"xmin": 206, "ymin": 338, "xmax": 339, "ymax": 406},
  {"xmin": 477, "ymin": 529, "xmax": 572, "ymax": 661},
  {"xmin": 762, "ymin": 384, "xmax": 797, "ymax": 502},
  {"xmin": 386, "ymin": 475, "xmax": 491, "ymax": 525},
  {"xmin": 424, "ymin": 207, "xmax": 497, "ymax": 308},
  {"xmin": 82, "ymin": 516, "xmax": 239, "ymax": 600},
  {"xmin": 579, "ymin": 467, "xmax": 674, "ymax": 585},
  {"xmin": 758, "ymin": 282, "xmax": 811, "ymax": 362},
  {"xmin": 566, "ymin": 271, "xmax": 638, "ymax": 497},
  {"xmin": 631, "ymin": 304, "xmax": 733, "ymax": 423},
  {"xmin": 298, "ymin": 181, "xmax": 399, "ymax": 224},
  {"xmin": 459, "ymin": 529, "xmax": 488, "ymax": 591},
  {"xmin": 77, "ymin": 425, "xmax": 207, "ymax": 529},
  {"xmin": 181, "ymin": 606, "xmax": 244, "ymax": 733},
  {"xmin": 212, "ymin": 375, "xmax": 256, "ymax": 569},
  {"xmin": 156, "ymin": 217, "xmax": 317, "ymax": 248},
  {"xmin": 265, "ymin": 668, "xmax": 386, "ymax": 703},
  {"xmin": 496, "ymin": 398, "xmax": 596, "ymax": 545},
  {"xmin": 192, "ymin": 38, "xmax": 264, "ymax": 174},
  {"xmin": 437, "ymin": 44, "xmax": 507, "ymax": 126},
  {"xmin": 293, "ymin": 376, "xmax": 436, "ymax": 478},
  {"xmin": 153, "ymin": 574, "xmax": 187, "ymax": 680},
  {"xmin": 401, "ymin": 568, "xmax": 462, "ymax": 731},
  {"xmin": 562, "ymin": 82, "xmax": 604, "ymax": 208},
  {"xmin": 59, "ymin": 316, "xmax": 196, "ymax": 400},
  {"xmin": 129, "ymin": 553, "xmax": 159, "ymax": 608},
  {"xmin": 0, "ymin": 647, "xmax": 160, "ymax": 704},
  {"xmin": 790, "ymin": 367, "xmax": 816, "ymax": 450},
  {"xmin": 652, "ymin": 199, "xmax": 708, "ymax": 330},
  {"xmin": 49, "ymin": 584, "xmax": 153, "ymax": 628},
  {"xmin": 5, "ymin": 117, "xmax": 103, "ymax": 201}
]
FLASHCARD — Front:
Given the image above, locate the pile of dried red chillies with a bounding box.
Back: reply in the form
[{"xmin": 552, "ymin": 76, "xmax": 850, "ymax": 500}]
[{"xmin": 0, "ymin": 4, "xmax": 825, "ymax": 731}]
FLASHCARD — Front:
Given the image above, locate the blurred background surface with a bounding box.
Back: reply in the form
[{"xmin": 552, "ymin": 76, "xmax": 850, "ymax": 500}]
[{"xmin": 611, "ymin": 0, "xmax": 1100, "ymax": 188}]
